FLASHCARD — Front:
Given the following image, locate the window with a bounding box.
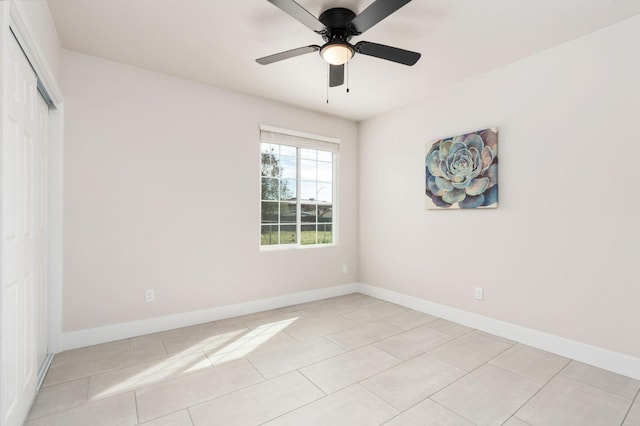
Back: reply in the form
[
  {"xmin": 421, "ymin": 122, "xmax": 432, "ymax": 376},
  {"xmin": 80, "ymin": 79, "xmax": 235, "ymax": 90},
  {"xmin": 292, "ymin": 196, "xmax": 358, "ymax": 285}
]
[{"xmin": 260, "ymin": 126, "xmax": 338, "ymax": 248}]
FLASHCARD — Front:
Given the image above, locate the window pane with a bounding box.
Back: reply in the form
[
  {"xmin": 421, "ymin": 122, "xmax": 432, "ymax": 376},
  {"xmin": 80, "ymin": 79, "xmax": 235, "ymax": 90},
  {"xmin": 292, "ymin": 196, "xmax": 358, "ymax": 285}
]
[
  {"xmin": 300, "ymin": 159, "xmax": 316, "ymax": 181},
  {"xmin": 318, "ymin": 205, "xmax": 332, "ymax": 222},
  {"xmin": 315, "ymin": 184, "xmax": 332, "ymax": 203},
  {"xmin": 300, "ymin": 181, "xmax": 317, "ymax": 201},
  {"xmin": 301, "ymin": 148, "xmax": 316, "ymax": 160},
  {"xmin": 261, "ymin": 201, "xmax": 278, "ymax": 223},
  {"xmin": 317, "ymin": 161, "xmax": 332, "ymax": 182},
  {"xmin": 279, "ymin": 202, "xmax": 297, "ymax": 223},
  {"xmin": 280, "ymin": 155, "xmax": 297, "ymax": 179},
  {"xmin": 261, "ymin": 143, "xmax": 277, "ymax": 155},
  {"xmin": 317, "ymin": 150, "xmax": 332, "ymax": 162},
  {"xmin": 280, "ymin": 179, "xmax": 296, "ymax": 201},
  {"xmin": 261, "ymin": 178, "xmax": 279, "ymax": 200},
  {"xmin": 301, "ymin": 224, "xmax": 317, "ymax": 245},
  {"xmin": 280, "ymin": 145, "xmax": 296, "ymax": 156},
  {"xmin": 261, "ymin": 224, "xmax": 278, "ymax": 245},
  {"xmin": 317, "ymin": 223, "xmax": 333, "ymax": 244},
  {"xmin": 301, "ymin": 204, "xmax": 317, "ymax": 223},
  {"xmin": 261, "ymin": 153, "xmax": 281, "ymax": 178},
  {"xmin": 280, "ymin": 225, "xmax": 297, "ymax": 245}
]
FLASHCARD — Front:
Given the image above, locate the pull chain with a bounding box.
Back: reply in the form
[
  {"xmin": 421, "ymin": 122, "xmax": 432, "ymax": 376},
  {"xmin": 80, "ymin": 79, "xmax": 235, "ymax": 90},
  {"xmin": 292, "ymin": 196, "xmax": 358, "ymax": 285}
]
[
  {"xmin": 346, "ymin": 61, "xmax": 350, "ymax": 93},
  {"xmin": 326, "ymin": 63, "xmax": 330, "ymax": 104}
]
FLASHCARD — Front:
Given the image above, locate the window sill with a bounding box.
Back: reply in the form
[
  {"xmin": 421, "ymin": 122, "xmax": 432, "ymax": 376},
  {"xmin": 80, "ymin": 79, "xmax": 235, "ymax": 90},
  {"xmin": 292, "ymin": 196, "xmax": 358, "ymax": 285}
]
[{"xmin": 259, "ymin": 243, "xmax": 336, "ymax": 252}]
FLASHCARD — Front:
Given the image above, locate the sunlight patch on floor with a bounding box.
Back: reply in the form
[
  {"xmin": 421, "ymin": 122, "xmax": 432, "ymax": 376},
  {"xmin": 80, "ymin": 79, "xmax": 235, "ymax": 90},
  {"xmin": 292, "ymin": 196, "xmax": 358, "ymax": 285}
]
[
  {"xmin": 207, "ymin": 318, "xmax": 297, "ymax": 365},
  {"xmin": 93, "ymin": 317, "xmax": 297, "ymax": 399}
]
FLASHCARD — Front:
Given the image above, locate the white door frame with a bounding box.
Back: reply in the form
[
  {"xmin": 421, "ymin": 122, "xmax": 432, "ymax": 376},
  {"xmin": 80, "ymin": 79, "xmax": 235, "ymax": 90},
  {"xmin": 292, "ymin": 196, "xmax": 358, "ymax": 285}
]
[{"xmin": 1, "ymin": 0, "xmax": 64, "ymax": 356}]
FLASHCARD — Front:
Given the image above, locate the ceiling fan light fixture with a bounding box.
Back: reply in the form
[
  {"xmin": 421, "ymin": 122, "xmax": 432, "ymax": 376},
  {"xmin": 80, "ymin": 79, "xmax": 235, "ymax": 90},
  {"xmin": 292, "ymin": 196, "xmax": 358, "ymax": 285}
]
[{"xmin": 320, "ymin": 41, "xmax": 354, "ymax": 65}]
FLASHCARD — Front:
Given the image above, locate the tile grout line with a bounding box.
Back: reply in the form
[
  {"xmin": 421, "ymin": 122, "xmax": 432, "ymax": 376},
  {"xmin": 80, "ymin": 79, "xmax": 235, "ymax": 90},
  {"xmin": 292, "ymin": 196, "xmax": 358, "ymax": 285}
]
[
  {"xmin": 156, "ymin": 360, "xmax": 269, "ymax": 421},
  {"xmin": 324, "ymin": 322, "xmax": 407, "ymax": 352},
  {"xmin": 370, "ymin": 327, "xmax": 459, "ymax": 362},
  {"xmin": 84, "ymin": 374, "xmax": 91, "ymax": 407},
  {"xmin": 413, "ymin": 335, "xmax": 522, "ymax": 423},
  {"xmin": 253, "ymin": 368, "xmax": 330, "ymax": 424},
  {"xmin": 25, "ymin": 377, "xmax": 91, "ymax": 422},
  {"xmin": 424, "ymin": 329, "xmax": 503, "ymax": 369},
  {"xmin": 245, "ymin": 357, "xmax": 269, "ymax": 382},
  {"xmin": 382, "ymin": 335, "xmax": 517, "ymax": 421},
  {"xmin": 428, "ymin": 397, "xmax": 477, "ymax": 425},
  {"xmin": 557, "ymin": 362, "xmax": 640, "ymax": 402},
  {"xmin": 505, "ymin": 357, "xmax": 573, "ymax": 422},
  {"xmin": 620, "ymin": 386, "xmax": 640, "ymax": 425},
  {"xmin": 502, "ymin": 415, "xmax": 533, "ymax": 425},
  {"xmin": 137, "ymin": 407, "xmax": 195, "ymax": 425},
  {"xmin": 43, "ymin": 343, "xmax": 169, "ymax": 390},
  {"xmin": 133, "ymin": 390, "xmax": 141, "ymax": 425},
  {"xmin": 186, "ymin": 406, "xmax": 196, "ymax": 426}
]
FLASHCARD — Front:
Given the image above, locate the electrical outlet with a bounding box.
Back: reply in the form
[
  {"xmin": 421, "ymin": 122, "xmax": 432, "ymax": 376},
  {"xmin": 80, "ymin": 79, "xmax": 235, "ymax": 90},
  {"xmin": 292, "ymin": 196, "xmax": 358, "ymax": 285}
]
[
  {"xmin": 342, "ymin": 264, "xmax": 348, "ymax": 274},
  {"xmin": 475, "ymin": 287, "xmax": 484, "ymax": 301},
  {"xmin": 146, "ymin": 289, "xmax": 155, "ymax": 303}
]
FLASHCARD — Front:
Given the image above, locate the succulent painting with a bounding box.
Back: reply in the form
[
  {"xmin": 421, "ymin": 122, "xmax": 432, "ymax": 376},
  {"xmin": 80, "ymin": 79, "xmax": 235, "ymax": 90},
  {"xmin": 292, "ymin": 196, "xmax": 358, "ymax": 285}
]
[{"xmin": 425, "ymin": 128, "xmax": 498, "ymax": 209}]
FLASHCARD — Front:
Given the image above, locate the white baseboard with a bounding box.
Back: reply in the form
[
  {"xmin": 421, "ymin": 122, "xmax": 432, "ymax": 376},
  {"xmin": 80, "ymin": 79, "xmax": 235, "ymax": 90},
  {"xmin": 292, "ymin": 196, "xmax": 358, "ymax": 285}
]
[
  {"xmin": 359, "ymin": 283, "xmax": 640, "ymax": 381},
  {"xmin": 61, "ymin": 283, "xmax": 359, "ymax": 351}
]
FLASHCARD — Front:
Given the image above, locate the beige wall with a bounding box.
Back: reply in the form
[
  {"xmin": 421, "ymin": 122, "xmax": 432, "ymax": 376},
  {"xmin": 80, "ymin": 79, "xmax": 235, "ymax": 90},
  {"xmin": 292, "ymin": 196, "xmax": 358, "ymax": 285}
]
[
  {"xmin": 61, "ymin": 50, "xmax": 359, "ymax": 331},
  {"xmin": 359, "ymin": 16, "xmax": 640, "ymax": 359}
]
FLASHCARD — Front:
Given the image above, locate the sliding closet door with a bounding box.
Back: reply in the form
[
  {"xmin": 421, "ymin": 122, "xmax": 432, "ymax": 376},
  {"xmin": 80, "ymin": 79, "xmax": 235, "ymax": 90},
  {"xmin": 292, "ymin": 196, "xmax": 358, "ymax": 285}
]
[{"xmin": 1, "ymin": 32, "xmax": 49, "ymax": 426}]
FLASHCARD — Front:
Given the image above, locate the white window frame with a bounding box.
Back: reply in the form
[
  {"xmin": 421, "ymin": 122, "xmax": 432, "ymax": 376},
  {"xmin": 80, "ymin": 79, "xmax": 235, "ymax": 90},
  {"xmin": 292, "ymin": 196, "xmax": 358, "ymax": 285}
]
[{"xmin": 259, "ymin": 125, "xmax": 339, "ymax": 250}]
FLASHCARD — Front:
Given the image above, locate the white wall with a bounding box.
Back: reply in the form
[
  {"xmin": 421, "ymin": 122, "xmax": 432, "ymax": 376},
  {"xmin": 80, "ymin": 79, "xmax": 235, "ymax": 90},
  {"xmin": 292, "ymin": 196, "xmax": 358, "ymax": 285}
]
[
  {"xmin": 359, "ymin": 16, "xmax": 640, "ymax": 359},
  {"xmin": 61, "ymin": 50, "xmax": 359, "ymax": 332}
]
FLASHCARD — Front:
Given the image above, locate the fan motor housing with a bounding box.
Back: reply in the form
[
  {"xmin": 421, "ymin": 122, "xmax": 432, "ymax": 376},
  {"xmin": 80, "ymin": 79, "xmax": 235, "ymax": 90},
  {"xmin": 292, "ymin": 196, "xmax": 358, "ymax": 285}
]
[{"xmin": 319, "ymin": 8, "xmax": 357, "ymax": 41}]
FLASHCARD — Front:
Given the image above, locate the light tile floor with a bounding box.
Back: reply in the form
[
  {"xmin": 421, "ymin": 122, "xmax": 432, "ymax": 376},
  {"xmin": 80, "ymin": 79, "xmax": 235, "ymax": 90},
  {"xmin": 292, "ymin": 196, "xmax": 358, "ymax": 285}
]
[{"xmin": 27, "ymin": 293, "xmax": 640, "ymax": 426}]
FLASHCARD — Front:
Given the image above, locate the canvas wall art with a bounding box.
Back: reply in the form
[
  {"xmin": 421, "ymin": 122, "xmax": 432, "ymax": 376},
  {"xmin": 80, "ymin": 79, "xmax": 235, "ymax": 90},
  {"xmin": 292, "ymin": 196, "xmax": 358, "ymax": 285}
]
[{"xmin": 425, "ymin": 127, "xmax": 498, "ymax": 209}]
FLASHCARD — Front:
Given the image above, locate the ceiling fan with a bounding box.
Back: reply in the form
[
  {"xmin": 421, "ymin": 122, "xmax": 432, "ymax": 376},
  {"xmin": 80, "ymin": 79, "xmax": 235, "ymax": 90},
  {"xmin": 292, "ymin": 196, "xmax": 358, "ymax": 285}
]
[{"xmin": 256, "ymin": 0, "xmax": 421, "ymax": 88}]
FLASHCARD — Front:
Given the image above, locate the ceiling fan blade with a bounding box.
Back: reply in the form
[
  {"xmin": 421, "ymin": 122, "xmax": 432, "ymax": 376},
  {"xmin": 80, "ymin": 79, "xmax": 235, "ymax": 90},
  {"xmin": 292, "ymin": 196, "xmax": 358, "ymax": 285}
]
[
  {"xmin": 355, "ymin": 41, "xmax": 421, "ymax": 65},
  {"xmin": 256, "ymin": 45, "xmax": 320, "ymax": 65},
  {"xmin": 267, "ymin": 0, "xmax": 326, "ymax": 33},
  {"xmin": 350, "ymin": 0, "xmax": 412, "ymax": 34},
  {"xmin": 329, "ymin": 64, "xmax": 344, "ymax": 87}
]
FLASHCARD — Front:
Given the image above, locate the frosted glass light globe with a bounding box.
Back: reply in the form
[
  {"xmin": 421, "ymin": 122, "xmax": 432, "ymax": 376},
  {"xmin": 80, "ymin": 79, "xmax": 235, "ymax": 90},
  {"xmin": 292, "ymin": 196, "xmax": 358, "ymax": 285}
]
[{"xmin": 321, "ymin": 43, "xmax": 353, "ymax": 65}]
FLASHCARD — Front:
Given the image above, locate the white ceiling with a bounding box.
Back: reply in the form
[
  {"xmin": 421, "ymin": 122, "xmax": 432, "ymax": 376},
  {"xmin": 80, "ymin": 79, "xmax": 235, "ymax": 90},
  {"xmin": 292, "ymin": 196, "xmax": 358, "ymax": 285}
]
[{"xmin": 47, "ymin": 0, "xmax": 640, "ymax": 121}]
